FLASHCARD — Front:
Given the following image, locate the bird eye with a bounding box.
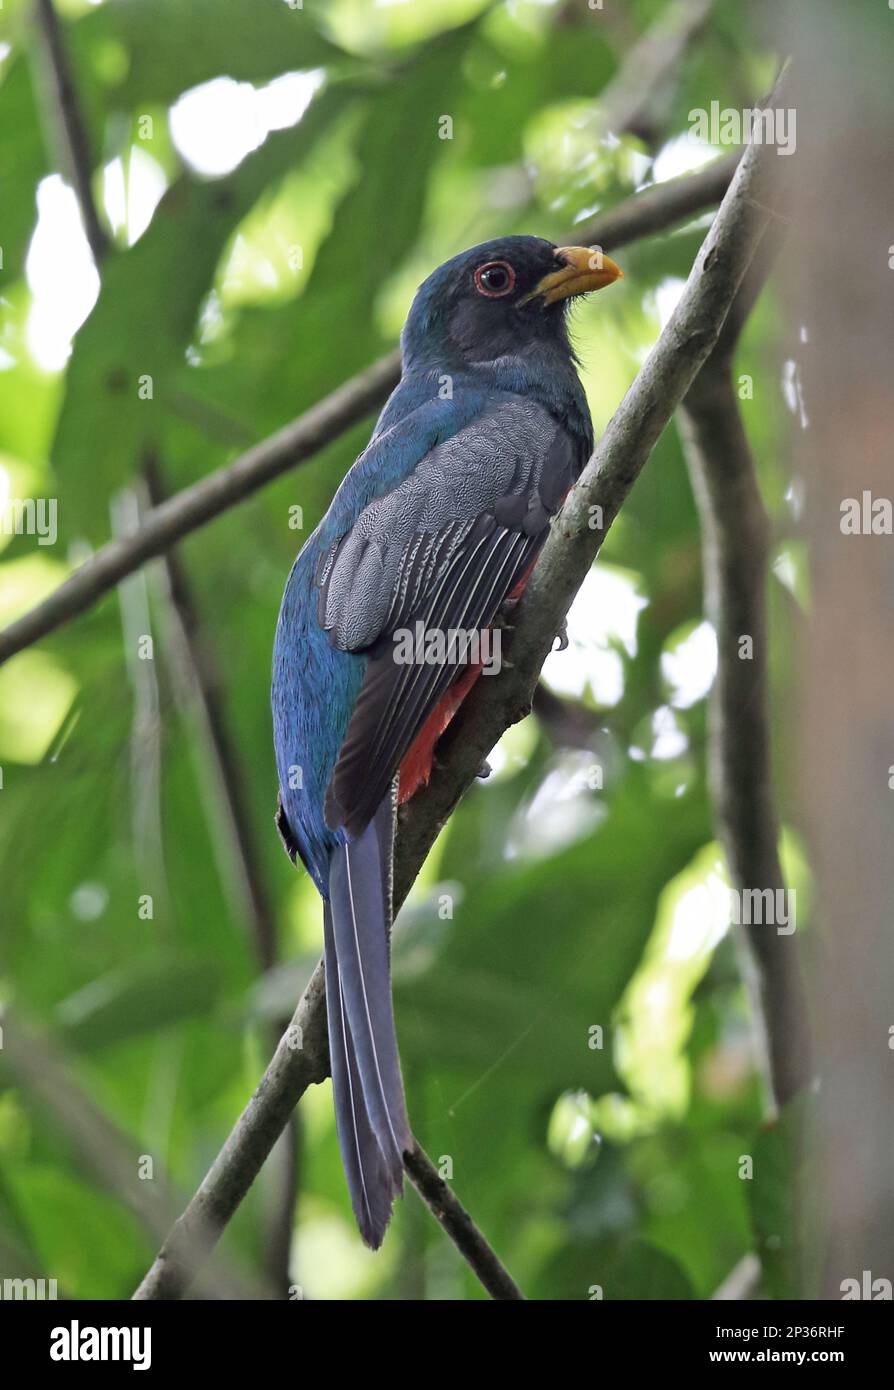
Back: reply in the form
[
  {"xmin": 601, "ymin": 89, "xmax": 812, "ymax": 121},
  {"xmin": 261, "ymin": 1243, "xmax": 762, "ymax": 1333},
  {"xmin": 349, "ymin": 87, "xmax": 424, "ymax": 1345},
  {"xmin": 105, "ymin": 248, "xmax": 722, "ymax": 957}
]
[{"xmin": 474, "ymin": 261, "xmax": 516, "ymax": 298}]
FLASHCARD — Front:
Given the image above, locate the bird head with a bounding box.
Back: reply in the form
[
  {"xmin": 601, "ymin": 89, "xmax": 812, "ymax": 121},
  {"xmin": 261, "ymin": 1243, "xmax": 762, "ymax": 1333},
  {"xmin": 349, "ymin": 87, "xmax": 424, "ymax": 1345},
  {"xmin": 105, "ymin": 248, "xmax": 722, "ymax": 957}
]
[{"xmin": 401, "ymin": 235, "xmax": 623, "ymax": 370}]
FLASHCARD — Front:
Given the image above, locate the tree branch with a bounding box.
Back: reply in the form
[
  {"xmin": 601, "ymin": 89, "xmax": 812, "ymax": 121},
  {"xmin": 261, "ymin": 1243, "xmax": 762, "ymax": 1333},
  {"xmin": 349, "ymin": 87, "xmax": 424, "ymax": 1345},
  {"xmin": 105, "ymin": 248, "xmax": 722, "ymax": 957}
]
[
  {"xmin": 0, "ymin": 1005, "xmax": 272, "ymax": 1300},
  {"xmin": 0, "ymin": 154, "xmax": 738, "ymax": 671},
  {"xmin": 31, "ymin": 0, "xmax": 108, "ymax": 262},
  {"xmin": 677, "ymin": 249, "xmax": 812, "ymax": 1110},
  {"xmin": 578, "ymin": 150, "xmax": 739, "ymax": 253},
  {"xmin": 133, "ymin": 76, "xmax": 787, "ymax": 1301},
  {"xmin": 143, "ymin": 455, "xmax": 279, "ymax": 973},
  {"xmin": 132, "ymin": 971, "xmax": 520, "ymax": 1299},
  {"xmin": 402, "ymin": 1144, "xmax": 523, "ymax": 1300}
]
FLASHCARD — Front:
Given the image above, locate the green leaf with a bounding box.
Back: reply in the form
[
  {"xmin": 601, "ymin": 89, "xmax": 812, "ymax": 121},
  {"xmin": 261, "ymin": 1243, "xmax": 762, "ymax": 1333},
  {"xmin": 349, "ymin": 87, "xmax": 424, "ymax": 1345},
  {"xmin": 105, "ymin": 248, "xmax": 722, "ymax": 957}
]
[
  {"xmin": 3, "ymin": 1163, "xmax": 151, "ymax": 1297},
  {"xmin": 55, "ymin": 959, "xmax": 221, "ymax": 1051},
  {"xmin": 51, "ymin": 84, "xmax": 352, "ymax": 537},
  {"xmin": 0, "ymin": 59, "xmax": 47, "ymax": 279},
  {"xmin": 183, "ymin": 24, "xmax": 477, "ymax": 440},
  {"xmin": 70, "ymin": 0, "xmax": 344, "ymax": 111},
  {"xmin": 532, "ymin": 1236, "xmax": 695, "ymax": 1301}
]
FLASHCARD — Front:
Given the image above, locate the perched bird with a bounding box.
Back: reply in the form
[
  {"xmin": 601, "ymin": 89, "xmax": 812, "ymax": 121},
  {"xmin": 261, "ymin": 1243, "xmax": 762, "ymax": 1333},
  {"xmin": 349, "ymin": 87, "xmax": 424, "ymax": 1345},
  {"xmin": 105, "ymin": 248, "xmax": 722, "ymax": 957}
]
[{"xmin": 271, "ymin": 235, "xmax": 622, "ymax": 1246}]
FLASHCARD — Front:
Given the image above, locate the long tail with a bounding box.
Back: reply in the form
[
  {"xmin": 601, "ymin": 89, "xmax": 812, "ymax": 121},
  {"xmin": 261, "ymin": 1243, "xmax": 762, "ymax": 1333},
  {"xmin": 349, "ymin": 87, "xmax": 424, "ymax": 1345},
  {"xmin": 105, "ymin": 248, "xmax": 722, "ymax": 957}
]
[{"xmin": 324, "ymin": 793, "xmax": 410, "ymax": 1247}]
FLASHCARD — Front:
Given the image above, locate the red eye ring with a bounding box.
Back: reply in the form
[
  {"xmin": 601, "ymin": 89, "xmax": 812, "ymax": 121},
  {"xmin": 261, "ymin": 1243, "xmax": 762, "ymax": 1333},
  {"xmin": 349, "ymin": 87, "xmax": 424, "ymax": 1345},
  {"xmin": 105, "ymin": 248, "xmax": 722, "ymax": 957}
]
[{"xmin": 474, "ymin": 260, "xmax": 516, "ymax": 298}]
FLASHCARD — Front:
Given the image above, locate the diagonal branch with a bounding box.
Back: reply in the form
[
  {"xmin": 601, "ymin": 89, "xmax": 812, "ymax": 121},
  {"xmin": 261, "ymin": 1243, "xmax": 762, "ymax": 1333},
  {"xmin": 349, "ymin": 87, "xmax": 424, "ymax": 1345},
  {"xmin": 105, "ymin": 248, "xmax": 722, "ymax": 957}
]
[
  {"xmin": 579, "ymin": 149, "xmax": 738, "ymax": 250},
  {"xmin": 0, "ymin": 154, "xmax": 739, "ymax": 671},
  {"xmin": 133, "ymin": 74, "xmax": 788, "ymax": 1302},
  {"xmin": 31, "ymin": 0, "xmax": 109, "ymax": 261},
  {"xmin": 0, "ymin": 1004, "xmax": 274, "ymax": 1300},
  {"xmin": 677, "ymin": 248, "xmax": 812, "ymax": 1110},
  {"xmin": 402, "ymin": 1144, "xmax": 523, "ymax": 1300}
]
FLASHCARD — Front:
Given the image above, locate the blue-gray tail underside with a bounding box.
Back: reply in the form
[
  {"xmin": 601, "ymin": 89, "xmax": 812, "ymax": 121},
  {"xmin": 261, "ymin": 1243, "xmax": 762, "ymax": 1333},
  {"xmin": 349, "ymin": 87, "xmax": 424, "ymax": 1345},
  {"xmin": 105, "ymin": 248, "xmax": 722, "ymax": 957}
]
[{"xmin": 324, "ymin": 791, "xmax": 410, "ymax": 1247}]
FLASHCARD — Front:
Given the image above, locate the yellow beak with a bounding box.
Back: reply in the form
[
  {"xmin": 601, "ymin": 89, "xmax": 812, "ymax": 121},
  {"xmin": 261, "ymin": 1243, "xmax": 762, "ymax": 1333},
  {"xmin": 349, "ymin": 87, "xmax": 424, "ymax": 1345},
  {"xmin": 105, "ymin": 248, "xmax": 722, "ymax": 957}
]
[{"xmin": 523, "ymin": 246, "xmax": 624, "ymax": 306}]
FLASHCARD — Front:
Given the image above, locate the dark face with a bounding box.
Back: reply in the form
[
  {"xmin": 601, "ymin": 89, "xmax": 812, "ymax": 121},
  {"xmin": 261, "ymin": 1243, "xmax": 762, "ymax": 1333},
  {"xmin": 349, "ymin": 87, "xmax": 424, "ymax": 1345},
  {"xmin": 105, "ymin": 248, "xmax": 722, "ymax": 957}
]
[{"xmin": 403, "ymin": 235, "xmax": 623, "ymax": 368}]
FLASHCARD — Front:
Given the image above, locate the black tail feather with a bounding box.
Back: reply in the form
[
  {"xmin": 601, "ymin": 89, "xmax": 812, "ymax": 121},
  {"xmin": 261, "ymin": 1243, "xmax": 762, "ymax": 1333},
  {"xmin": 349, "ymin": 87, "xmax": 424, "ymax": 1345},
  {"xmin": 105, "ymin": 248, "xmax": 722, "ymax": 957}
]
[{"xmin": 325, "ymin": 795, "xmax": 409, "ymax": 1247}]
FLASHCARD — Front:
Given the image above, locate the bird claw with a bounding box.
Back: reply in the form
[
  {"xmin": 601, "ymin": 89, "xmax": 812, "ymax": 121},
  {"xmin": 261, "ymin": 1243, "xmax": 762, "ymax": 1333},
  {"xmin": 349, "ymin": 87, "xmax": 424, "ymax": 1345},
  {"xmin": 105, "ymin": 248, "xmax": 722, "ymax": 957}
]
[
  {"xmin": 553, "ymin": 620, "xmax": 569, "ymax": 652},
  {"xmin": 476, "ymin": 759, "xmax": 492, "ymax": 781}
]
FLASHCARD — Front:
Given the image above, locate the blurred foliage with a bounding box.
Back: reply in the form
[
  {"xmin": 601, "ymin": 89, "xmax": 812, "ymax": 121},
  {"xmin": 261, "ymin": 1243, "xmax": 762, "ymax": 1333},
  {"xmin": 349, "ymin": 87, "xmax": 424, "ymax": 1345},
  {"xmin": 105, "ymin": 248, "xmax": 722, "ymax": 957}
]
[{"xmin": 0, "ymin": 0, "xmax": 809, "ymax": 1299}]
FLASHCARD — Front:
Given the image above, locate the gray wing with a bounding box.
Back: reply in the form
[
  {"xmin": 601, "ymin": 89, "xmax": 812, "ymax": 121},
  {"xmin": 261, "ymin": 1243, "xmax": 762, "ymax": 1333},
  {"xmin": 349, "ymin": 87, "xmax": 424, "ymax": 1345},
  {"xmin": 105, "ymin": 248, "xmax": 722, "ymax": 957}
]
[{"xmin": 315, "ymin": 398, "xmax": 580, "ymax": 835}]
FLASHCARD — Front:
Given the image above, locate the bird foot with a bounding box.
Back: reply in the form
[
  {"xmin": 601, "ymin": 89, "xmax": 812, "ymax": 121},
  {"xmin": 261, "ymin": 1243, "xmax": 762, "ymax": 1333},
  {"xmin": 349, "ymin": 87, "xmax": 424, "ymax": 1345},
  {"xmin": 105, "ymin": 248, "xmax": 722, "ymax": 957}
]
[
  {"xmin": 553, "ymin": 619, "xmax": 569, "ymax": 652},
  {"xmin": 476, "ymin": 758, "xmax": 492, "ymax": 781}
]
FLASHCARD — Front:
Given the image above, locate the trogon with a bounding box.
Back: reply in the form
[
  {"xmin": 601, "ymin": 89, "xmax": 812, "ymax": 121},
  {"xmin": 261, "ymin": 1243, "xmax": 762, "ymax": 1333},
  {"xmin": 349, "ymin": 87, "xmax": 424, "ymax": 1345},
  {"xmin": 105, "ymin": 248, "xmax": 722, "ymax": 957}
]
[{"xmin": 271, "ymin": 236, "xmax": 622, "ymax": 1247}]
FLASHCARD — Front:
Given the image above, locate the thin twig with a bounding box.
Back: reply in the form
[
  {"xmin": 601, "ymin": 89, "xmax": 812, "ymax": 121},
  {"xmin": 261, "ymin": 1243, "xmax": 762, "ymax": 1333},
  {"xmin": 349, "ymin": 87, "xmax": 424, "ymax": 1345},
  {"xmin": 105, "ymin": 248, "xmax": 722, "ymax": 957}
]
[
  {"xmin": 133, "ymin": 75, "xmax": 788, "ymax": 1302},
  {"xmin": 143, "ymin": 454, "xmax": 279, "ymax": 972},
  {"xmin": 677, "ymin": 247, "xmax": 812, "ymax": 1109},
  {"xmin": 403, "ymin": 1142, "xmax": 524, "ymax": 1300},
  {"xmin": 578, "ymin": 151, "xmax": 739, "ymax": 253},
  {"xmin": 0, "ymin": 154, "xmax": 739, "ymax": 671},
  {"xmin": 31, "ymin": 0, "xmax": 108, "ymax": 261}
]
